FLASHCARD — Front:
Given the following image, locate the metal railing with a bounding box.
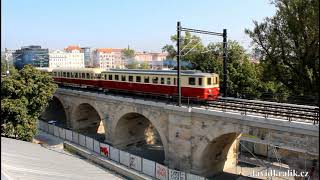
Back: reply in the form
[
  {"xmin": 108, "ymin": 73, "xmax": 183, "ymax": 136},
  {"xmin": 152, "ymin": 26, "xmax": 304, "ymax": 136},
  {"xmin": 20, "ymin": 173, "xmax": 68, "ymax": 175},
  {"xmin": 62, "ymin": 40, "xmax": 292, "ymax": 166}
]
[{"xmin": 38, "ymin": 120, "xmax": 206, "ymax": 180}]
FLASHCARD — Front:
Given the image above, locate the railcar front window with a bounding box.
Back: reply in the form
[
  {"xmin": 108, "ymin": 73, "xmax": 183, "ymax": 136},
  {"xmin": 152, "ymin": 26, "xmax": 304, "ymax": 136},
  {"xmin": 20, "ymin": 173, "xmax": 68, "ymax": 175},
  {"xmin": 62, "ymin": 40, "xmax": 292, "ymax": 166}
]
[
  {"xmin": 129, "ymin": 76, "xmax": 133, "ymax": 82},
  {"xmin": 198, "ymin": 78, "xmax": 202, "ymax": 86},
  {"xmin": 207, "ymin": 78, "xmax": 212, "ymax": 85},
  {"xmin": 216, "ymin": 77, "xmax": 219, "ymax": 84},
  {"xmin": 144, "ymin": 76, "xmax": 149, "ymax": 83},
  {"xmin": 153, "ymin": 77, "xmax": 158, "ymax": 84},
  {"xmin": 121, "ymin": 75, "xmax": 126, "ymax": 81},
  {"xmin": 136, "ymin": 76, "xmax": 141, "ymax": 82},
  {"xmin": 189, "ymin": 77, "xmax": 196, "ymax": 85},
  {"xmin": 167, "ymin": 78, "xmax": 171, "ymax": 85}
]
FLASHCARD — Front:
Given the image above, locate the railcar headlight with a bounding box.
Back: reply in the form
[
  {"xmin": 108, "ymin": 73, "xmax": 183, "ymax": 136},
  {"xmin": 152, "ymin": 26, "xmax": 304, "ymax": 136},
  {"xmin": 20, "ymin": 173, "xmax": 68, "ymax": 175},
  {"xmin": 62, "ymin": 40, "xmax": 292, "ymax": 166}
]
[{"xmin": 208, "ymin": 89, "xmax": 212, "ymax": 93}]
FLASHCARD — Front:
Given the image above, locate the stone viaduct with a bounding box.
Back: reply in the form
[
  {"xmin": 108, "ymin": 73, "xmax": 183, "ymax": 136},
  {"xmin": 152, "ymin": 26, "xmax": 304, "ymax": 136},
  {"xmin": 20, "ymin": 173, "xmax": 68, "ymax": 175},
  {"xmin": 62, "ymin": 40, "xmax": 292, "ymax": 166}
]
[{"xmin": 41, "ymin": 88, "xmax": 319, "ymax": 177}]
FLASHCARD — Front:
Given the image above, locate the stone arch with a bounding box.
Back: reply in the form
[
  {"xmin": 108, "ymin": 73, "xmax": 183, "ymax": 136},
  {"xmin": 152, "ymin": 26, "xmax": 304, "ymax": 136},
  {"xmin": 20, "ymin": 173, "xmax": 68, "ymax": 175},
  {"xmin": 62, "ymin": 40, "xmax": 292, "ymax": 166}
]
[
  {"xmin": 41, "ymin": 96, "xmax": 68, "ymax": 127},
  {"xmin": 192, "ymin": 124, "xmax": 243, "ymax": 177},
  {"xmin": 70, "ymin": 102, "xmax": 106, "ymax": 140},
  {"xmin": 111, "ymin": 110, "xmax": 169, "ymax": 165}
]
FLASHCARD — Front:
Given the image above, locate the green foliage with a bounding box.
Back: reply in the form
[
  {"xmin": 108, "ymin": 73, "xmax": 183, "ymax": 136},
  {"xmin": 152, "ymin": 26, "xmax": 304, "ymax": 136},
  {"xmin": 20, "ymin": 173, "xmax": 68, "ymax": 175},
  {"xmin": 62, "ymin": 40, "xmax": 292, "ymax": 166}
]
[
  {"xmin": 140, "ymin": 62, "xmax": 150, "ymax": 69},
  {"xmin": 121, "ymin": 48, "xmax": 135, "ymax": 59},
  {"xmin": 126, "ymin": 61, "xmax": 139, "ymax": 69},
  {"xmin": 163, "ymin": 32, "xmax": 263, "ymax": 98},
  {"xmin": 245, "ymin": 0, "xmax": 319, "ymax": 102},
  {"xmin": 1, "ymin": 65, "xmax": 57, "ymax": 141}
]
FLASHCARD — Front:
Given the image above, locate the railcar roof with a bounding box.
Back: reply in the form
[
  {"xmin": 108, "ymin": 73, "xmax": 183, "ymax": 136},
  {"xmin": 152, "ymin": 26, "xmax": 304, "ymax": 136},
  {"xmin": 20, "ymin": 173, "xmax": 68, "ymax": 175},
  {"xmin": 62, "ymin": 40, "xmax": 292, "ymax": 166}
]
[
  {"xmin": 51, "ymin": 68, "xmax": 104, "ymax": 73},
  {"xmin": 103, "ymin": 69, "xmax": 217, "ymax": 77}
]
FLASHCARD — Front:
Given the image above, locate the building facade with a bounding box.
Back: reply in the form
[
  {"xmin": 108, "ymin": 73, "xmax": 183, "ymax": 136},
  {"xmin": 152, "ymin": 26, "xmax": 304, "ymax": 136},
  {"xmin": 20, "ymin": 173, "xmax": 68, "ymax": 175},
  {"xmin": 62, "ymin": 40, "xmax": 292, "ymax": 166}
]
[
  {"xmin": 81, "ymin": 47, "xmax": 94, "ymax": 67},
  {"xmin": 49, "ymin": 46, "xmax": 84, "ymax": 68},
  {"xmin": 13, "ymin": 45, "xmax": 49, "ymax": 69},
  {"xmin": 93, "ymin": 48, "xmax": 124, "ymax": 69}
]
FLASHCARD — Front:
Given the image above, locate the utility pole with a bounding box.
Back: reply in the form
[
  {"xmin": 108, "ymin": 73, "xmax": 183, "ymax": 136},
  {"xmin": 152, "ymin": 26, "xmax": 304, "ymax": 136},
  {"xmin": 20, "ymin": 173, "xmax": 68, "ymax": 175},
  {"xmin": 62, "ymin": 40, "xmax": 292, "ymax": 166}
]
[
  {"xmin": 223, "ymin": 29, "xmax": 228, "ymax": 97},
  {"xmin": 175, "ymin": 22, "xmax": 228, "ymax": 105},
  {"xmin": 177, "ymin": 21, "xmax": 182, "ymax": 106},
  {"xmin": 5, "ymin": 48, "xmax": 10, "ymax": 76}
]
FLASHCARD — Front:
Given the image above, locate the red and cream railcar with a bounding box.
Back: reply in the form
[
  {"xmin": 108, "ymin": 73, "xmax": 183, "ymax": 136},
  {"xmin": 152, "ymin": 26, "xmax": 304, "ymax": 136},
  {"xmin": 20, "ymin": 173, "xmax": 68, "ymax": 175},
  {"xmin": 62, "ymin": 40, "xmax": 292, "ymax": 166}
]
[
  {"xmin": 46, "ymin": 68, "xmax": 220, "ymax": 100},
  {"xmin": 100, "ymin": 69, "xmax": 219, "ymax": 100}
]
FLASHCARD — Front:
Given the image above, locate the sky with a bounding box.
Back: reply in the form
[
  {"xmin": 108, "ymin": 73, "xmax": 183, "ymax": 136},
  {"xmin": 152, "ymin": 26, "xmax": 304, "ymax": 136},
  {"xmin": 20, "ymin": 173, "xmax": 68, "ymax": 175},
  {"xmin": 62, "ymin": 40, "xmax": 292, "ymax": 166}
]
[{"xmin": 2, "ymin": 0, "xmax": 276, "ymax": 52}]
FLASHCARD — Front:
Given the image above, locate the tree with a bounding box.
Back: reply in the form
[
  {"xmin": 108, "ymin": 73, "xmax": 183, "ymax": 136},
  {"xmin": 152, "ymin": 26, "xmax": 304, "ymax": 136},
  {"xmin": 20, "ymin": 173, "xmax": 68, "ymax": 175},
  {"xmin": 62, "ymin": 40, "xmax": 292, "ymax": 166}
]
[
  {"xmin": 121, "ymin": 48, "xmax": 135, "ymax": 59},
  {"xmin": 140, "ymin": 62, "xmax": 150, "ymax": 69},
  {"xmin": 1, "ymin": 65, "xmax": 57, "ymax": 141},
  {"xmin": 245, "ymin": 0, "xmax": 319, "ymax": 102},
  {"xmin": 126, "ymin": 61, "xmax": 139, "ymax": 69},
  {"xmin": 163, "ymin": 31, "xmax": 264, "ymax": 98}
]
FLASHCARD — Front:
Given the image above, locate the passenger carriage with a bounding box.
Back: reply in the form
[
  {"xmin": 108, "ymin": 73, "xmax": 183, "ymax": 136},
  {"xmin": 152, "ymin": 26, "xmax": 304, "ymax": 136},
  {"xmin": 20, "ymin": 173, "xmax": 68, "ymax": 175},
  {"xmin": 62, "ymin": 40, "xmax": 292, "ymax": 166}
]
[{"xmin": 40, "ymin": 68, "xmax": 220, "ymax": 100}]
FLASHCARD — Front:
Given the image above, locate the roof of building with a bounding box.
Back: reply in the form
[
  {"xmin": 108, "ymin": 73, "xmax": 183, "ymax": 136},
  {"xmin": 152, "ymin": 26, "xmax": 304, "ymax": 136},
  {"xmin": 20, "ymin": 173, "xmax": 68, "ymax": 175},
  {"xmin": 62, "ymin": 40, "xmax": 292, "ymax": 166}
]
[
  {"xmin": 105, "ymin": 69, "xmax": 217, "ymax": 77},
  {"xmin": 96, "ymin": 48, "xmax": 123, "ymax": 53},
  {"xmin": 64, "ymin": 45, "xmax": 83, "ymax": 52}
]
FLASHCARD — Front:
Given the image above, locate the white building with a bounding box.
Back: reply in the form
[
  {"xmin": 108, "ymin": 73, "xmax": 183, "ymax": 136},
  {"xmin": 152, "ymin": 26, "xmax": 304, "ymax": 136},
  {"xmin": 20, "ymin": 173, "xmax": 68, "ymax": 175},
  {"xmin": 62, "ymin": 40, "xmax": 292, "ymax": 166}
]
[
  {"xmin": 49, "ymin": 49, "xmax": 84, "ymax": 68},
  {"xmin": 93, "ymin": 48, "xmax": 124, "ymax": 69}
]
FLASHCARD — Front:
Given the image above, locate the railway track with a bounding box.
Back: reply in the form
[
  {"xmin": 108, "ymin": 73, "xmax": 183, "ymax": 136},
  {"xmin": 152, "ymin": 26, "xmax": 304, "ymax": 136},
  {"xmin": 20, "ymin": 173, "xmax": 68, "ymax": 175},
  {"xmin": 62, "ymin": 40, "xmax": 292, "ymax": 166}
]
[
  {"xmin": 203, "ymin": 98, "xmax": 319, "ymax": 124},
  {"xmin": 59, "ymin": 87, "xmax": 319, "ymax": 125}
]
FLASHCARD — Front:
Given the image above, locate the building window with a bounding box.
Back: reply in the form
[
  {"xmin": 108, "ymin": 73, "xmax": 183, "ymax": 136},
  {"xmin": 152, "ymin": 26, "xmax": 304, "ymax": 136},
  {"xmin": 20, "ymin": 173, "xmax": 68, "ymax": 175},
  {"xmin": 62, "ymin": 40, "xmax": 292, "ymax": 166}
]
[
  {"xmin": 189, "ymin": 77, "xmax": 196, "ymax": 85},
  {"xmin": 129, "ymin": 76, "xmax": 133, "ymax": 82},
  {"xmin": 121, "ymin": 75, "xmax": 126, "ymax": 81},
  {"xmin": 198, "ymin": 78, "xmax": 202, "ymax": 86},
  {"xmin": 161, "ymin": 77, "xmax": 165, "ymax": 84},
  {"xmin": 152, "ymin": 77, "xmax": 158, "ymax": 84},
  {"xmin": 167, "ymin": 78, "xmax": 171, "ymax": 85},
  {"xmin": 115, "ymin": 75, "xmax": 119, "ymax": 80},
  {"xmin": 136, "ymin": 76, "xmax": 141, "ymax": 82},
  {"xmin": 207, "ymin": 78, "xmax": 212, "ymax": 85},
  {"xmin": 144, "ymin": 76, "xmax": 149, "ymax": 83},
  {"xmin": 108, "ymin": 75, "xmax": 113, "ymax": 80}
]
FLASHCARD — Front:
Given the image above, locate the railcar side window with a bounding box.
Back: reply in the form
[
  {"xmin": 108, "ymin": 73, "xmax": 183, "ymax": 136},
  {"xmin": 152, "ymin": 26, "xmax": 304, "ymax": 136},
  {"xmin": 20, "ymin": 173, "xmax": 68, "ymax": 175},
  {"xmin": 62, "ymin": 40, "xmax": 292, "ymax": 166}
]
[
  {"xmin": 115, "ymin": 75, "xmax": 119, "ymax": 80},
  {"xmin": 144, "ymin": 76, "xmax": 149, "ymax": 83},
  {"xmin": 96, "ymin": 74, "xmax": 101, "ymax": 79},
  {"xmin": 108, "ymin": 75, "xmax": 112, "ymax": 80},
  {"xmin": 152, "ymin": 77, "xmax": 158, "ymax": 84},
  {"xmin": 86, "ymin": 73, "xmax": 90, "ymax": 79},
  {"xmin": 75, "ymin": 73, "xmax": 78, "ymax": 78},
  {"xmin": 174, "ymin": 78, "xmax": 176, "ymax": 85},
  {"xmin": 198, "ymin": 78, "xmax": 202, "ymax": 86},
  {"xmin": 207, "ymin": 78, "xmax": 212, "ymax": 85},
  {"xmin": 161, "ymin": 77, "xmax": 165, "ymax": 84},
  {"xmin": 121, "ymin": 75, "xmax": 126, "ymax": 81},
  {"xmin": 67, "ymin": 72, "xmax": 70, "ymax": 77},
  {"xmin": 82, "ymin": 73, "xmax": 85, "ymax": 78},
  {"xmin": 136, "ymin": 76, "xmax": 141, "ymax": 82},
  {"xmin": 167, "ymin": 78, "xmax": 171, "ymax": 85},
  {"xmin": 189, "ymin": 77, "xmax": 196, "ymax": 85},
  {"xmin": 53, "ymin": 72, "xmax": 57, "ymax": 77},
  {"xmin": 129, "ymin": 76, "xmax": 133, "ymax": 82}
]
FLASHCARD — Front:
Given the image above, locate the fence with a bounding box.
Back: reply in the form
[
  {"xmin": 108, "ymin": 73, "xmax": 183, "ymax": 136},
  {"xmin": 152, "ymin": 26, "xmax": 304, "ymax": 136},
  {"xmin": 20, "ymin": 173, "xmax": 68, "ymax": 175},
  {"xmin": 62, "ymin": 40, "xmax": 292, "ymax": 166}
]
[{"xmin": 38, "ymin": 120, "xmax": 206, "ymax": 180}]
